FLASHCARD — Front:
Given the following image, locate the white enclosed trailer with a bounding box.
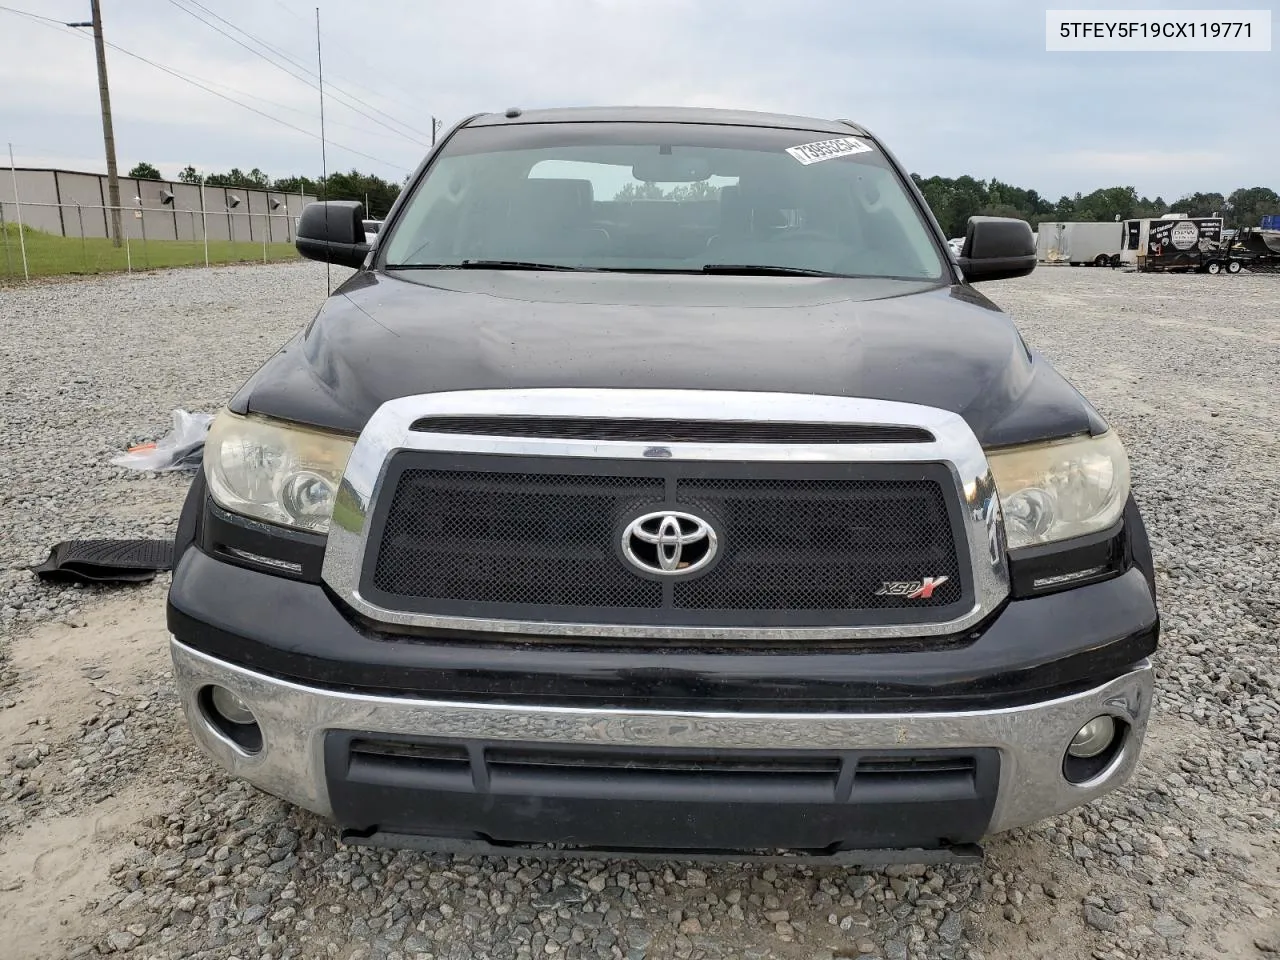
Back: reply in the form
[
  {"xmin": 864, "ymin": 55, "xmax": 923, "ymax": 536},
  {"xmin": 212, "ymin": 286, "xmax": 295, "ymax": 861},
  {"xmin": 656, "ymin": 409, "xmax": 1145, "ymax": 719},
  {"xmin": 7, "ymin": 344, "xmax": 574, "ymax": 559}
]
[{"xmin": 1036, "ymin": 221, "xmax": 1124, "ymax": 266}]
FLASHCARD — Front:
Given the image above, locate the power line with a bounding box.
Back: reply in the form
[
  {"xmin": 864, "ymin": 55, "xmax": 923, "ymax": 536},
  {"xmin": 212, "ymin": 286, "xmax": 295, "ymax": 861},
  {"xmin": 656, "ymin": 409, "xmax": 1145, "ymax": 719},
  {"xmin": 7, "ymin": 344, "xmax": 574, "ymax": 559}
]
[
  {"xmin": 0, "ymin": 5, "xmax": 410, "ymax": 172},
  {"xmin": 0, "ymin": 3, "xmax": 414, "ymax": 147},
  {"xmin": 3, "ymin": 5, "xmax": 416, "ymax": 159},
  {"xmin": 182, "ymin": 0, "xmax": 435, "ymax": 141},
  {"xmin": 184, "ymin": 0, "xmax": 322, "ymax": 79},
  {"xmin": 262, "ymin": 0, "xmax": 443, "ymax": 128},
  {"xmin": 164, "ymin": 0, "xmax": 433, "ymax": 146},
  {"xmin": 5, "ymin": 0, "xmax": 442, "ymax": 147},
  {"xmin": 155, "ymin": 65, "xmax": 429, "ymax": 146},
  {"xmin": 270, "ymin": 0, "xmax": 308, "ymax": 24},
  {"xmin": 105, "ymin": 42, "xmax": 408, "ymax": 169},
  {"xmin": 0, "ymin": 4, "xmax": 64, "ymax": 26},
  {"xmin": 164, "ymin": 0, "xmax": 428, "ymax": 145}
]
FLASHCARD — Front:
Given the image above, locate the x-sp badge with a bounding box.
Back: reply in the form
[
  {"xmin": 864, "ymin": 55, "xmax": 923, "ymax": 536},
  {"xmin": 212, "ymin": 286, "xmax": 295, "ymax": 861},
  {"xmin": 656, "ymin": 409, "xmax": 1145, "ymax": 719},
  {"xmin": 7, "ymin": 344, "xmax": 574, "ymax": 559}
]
[{"xmin": 875, "ymin": 576, "xmax": 950, "ymax": 599}]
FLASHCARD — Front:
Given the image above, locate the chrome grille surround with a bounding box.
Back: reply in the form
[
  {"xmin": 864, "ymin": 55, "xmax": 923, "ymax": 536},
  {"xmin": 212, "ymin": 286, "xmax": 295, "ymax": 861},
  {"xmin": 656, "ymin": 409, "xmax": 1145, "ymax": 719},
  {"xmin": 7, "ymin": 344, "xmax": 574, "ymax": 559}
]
[{"xmin": 320, "ymin": 389, "xmax": 1010, "ymax": 640}]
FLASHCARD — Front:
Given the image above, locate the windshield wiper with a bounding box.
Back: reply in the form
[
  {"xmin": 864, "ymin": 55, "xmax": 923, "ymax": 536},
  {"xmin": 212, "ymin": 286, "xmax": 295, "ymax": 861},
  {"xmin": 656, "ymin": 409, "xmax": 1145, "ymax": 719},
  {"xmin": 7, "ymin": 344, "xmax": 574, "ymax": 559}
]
[
  {"xmin": 700, "ymin": 264, "xmax": 849, "ymax": 277},
  {"xmin": 386, "ymin": 261, "xmax": 850, "ymax": 276},
  {"xmin": 386, "ymin": 260, "xmax": 593, "ymax": 272}
]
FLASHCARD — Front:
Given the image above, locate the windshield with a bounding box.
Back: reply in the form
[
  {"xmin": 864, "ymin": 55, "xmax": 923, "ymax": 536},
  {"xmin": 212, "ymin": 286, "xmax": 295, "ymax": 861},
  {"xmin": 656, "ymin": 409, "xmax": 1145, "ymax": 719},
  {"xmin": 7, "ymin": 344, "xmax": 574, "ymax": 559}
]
[{"xmin": 380, "ymin": 122, "xmax": 946, "ymax": 281}]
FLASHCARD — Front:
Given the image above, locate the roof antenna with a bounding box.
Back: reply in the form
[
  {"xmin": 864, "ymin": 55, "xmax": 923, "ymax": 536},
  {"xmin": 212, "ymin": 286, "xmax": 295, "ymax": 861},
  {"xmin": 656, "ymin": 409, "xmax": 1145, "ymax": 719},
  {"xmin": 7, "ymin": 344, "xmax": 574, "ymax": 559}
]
[{"xmin": 316, "ymin": 6, "xmax": 331, "ymax": 295}]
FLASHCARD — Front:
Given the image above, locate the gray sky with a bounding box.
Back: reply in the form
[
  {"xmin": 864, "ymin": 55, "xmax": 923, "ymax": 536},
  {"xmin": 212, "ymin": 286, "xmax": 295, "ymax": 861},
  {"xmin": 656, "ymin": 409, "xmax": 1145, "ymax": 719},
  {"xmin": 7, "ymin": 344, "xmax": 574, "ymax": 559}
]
[{"xmin": 1, "ymin": 0, "xmax": 1276, "ymax": 202}]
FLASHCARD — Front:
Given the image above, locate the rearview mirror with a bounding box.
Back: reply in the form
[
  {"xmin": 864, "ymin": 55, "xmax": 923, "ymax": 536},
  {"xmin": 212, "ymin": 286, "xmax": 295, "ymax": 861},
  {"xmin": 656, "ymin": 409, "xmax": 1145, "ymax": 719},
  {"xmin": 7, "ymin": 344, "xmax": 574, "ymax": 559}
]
[
  {"xmin": 631, "ymin": 154, "xmax": 713, "ymax": 183},
  {"xmin": 956, "ymin": 216, "xmax": 1036, "ymax": 282},
  {"xmin": 296, "ymin": 200, "xmax": 369, "ymax": 268}
]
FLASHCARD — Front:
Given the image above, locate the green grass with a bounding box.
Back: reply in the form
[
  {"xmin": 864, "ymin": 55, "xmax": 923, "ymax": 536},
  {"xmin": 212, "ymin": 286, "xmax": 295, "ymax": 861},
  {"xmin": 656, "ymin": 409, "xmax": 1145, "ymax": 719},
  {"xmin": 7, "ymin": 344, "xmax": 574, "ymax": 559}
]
[{"xmin": 0, "ymin": 222, "xmax": 299, "ymax": 280}]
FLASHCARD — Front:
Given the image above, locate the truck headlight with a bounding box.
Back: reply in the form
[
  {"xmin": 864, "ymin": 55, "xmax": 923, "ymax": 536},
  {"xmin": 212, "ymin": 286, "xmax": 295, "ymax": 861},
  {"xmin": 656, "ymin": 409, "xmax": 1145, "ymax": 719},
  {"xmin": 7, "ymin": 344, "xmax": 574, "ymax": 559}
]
[
  {"xmin": 987, "ymin": 430, "xmax": 1130, "ymax": 549},
  {"xmin": 204, "ymin": 410, "xmax": 355, "ymax": 534}
]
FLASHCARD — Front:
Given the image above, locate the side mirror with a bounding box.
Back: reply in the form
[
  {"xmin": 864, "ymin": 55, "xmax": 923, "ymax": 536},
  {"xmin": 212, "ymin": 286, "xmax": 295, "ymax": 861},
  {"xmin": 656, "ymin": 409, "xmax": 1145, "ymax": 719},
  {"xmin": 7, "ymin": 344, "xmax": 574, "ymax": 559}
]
[
  {"xmin": 956, "ymin": 216, "xmax": 1036, "ymax": 282},
  {"xmin": 296, "ymin": 200, "xmax": 369, "ymax": 268}
]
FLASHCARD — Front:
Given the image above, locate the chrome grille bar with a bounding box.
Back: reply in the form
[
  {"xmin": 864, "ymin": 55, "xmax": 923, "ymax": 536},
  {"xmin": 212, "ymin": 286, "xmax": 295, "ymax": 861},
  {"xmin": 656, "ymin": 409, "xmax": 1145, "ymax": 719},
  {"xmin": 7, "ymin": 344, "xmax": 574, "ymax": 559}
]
[{"xmin": 320, "ymin": 389, "xmax": 1009, "ymax": 640}]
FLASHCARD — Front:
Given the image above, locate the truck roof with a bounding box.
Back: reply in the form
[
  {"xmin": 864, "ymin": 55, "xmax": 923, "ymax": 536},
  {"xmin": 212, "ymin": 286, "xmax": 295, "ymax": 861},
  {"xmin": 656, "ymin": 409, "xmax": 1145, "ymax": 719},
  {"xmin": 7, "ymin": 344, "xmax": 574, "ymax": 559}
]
[{"xmin": 465, "ymin": 105, "xmax": 869, "ymax": 137}]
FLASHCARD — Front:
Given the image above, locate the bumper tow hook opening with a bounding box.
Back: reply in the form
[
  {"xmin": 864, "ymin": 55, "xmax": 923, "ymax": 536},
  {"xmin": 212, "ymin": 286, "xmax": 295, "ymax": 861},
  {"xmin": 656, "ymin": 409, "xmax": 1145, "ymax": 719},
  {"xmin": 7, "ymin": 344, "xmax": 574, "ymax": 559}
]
[{"xmin": 199, "ymin": 685, "xmax": 264, "ymax": 754}]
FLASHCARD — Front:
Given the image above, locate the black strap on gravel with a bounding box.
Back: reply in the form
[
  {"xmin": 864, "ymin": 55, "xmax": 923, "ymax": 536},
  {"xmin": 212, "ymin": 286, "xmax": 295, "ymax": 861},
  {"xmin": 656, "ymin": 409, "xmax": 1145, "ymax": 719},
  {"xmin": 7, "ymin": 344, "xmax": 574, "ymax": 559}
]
[{"xmin": 31, "ymin": 539, "xmax": 174, "ymax": 585}]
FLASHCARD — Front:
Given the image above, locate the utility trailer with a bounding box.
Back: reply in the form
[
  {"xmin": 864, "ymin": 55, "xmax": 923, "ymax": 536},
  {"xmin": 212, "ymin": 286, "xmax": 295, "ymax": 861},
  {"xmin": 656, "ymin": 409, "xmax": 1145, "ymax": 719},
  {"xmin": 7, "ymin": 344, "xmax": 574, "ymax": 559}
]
[
  {"xmin": 1120, "ymin": 216, "xmax": 1224, "ymax": 272},
  {"xmin": 1036, "ymin": 221, "xmax": 1123, "ymax": 266},
  {"xmin": 1213, "ymin": 227, "xmax": 1280, "ymax": 274}
]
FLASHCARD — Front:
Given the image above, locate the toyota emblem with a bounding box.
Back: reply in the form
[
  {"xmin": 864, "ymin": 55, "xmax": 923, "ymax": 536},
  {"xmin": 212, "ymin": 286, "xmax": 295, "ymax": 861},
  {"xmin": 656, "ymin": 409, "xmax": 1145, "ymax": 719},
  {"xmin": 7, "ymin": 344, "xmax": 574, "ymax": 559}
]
[{"xmin": 621, "ymin": 510, "xmax": 718, "ymax": 576}]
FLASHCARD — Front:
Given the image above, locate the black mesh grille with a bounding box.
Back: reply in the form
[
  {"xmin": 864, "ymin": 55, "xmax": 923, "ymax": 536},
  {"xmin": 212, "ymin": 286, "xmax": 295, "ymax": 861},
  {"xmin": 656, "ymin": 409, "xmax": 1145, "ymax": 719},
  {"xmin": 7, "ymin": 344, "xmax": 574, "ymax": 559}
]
[
  {"xmin": 365, "ymin": 457, "xmax": 967, "ymax": 628},
  {"xmin": 674, "ymin": 478, "xmax": 961, "ymax": 611},
  {"xmin": 372, "ymin": 470, "xmax": 664, "ymax": 608},
  {"xmin": 410, "ymin": 416, "xmax": 933, "ymax": 444}
]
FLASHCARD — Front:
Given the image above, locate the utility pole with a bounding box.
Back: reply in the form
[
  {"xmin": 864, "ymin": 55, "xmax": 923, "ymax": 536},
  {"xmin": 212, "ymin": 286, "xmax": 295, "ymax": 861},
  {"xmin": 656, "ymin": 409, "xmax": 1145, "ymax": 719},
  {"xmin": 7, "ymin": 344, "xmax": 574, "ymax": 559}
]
[
  {"xmin": 432, "ymin": 117, "xmax": 442, "ymax": 147},
  {"xmin": 70, "ymin": 1, "xmax": 122, "ymax": 246}
]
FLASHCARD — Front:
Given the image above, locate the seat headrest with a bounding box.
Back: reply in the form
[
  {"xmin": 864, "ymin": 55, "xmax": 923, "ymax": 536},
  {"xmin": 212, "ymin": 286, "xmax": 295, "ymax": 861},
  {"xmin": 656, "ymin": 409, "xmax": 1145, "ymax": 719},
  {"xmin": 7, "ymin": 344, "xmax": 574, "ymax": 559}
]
[
  {"xmin": 737, "ymin": 178, "xmax": 795, "ymax": 212},
  {"xmin": 718, "ymin": 184, "xmax": 748, "ymax": 229},
  {"xmin": 564, "ymin": 178, "xmax": 594, "ymax": 207},
  {"xmin": 511, "ymin": 178, "xmax": 592, "ymax": 213},
  {"xmin": 720, "ymin": 179, "xmax": 791, "ymax": 230}
]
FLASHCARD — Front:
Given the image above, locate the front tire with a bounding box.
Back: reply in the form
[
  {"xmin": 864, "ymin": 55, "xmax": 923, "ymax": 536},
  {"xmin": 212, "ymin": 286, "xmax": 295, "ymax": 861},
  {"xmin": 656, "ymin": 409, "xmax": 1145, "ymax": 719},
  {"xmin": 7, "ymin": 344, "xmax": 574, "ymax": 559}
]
[
  {"xmin": 1227, "ymin": 260, "xmax": 1242, "ymax": 274},
  {"xmin": 1094, "ymin": 254, "xmax": 1109, "ymax": 267},
  {"xmin": 1206, "ymin": 261, "xmax": 1222, "ymax": 274}
]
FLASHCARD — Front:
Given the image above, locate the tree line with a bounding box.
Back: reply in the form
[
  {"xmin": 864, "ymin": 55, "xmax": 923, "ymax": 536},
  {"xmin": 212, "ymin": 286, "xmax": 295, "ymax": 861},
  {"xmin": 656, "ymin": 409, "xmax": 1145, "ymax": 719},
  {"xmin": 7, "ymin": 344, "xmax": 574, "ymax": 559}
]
[
  {"xmin": 909, "ymin": 175, "xmax": 1279, "ymax": 237},
  {"xmin": 126, "ymin": 162, "xmax": 1278, "ymax": 233},
  {"xmin": 614, "ymin": 181, "xmax": 721, "ymax": 201}
]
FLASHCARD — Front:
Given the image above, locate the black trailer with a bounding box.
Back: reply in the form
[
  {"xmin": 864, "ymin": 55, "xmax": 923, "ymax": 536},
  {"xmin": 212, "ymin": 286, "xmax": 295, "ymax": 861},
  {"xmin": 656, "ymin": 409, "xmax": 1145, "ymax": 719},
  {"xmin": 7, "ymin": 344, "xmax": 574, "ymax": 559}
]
[
  {"xmin": 1209, "ymin": 228, "xmax": 1280, "ymax": 274},
  {"xmin": 1124, "ymin": 217, "xmax": 1225, "ymax": 272}
]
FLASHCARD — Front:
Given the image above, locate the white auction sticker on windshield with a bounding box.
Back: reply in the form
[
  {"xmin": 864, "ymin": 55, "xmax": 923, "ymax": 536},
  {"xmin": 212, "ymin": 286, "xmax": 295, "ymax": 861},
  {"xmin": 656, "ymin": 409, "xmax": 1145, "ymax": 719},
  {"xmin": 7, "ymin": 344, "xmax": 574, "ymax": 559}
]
[{"xmin": 786, "ymin": 136, "xmax": 874, "ymax": 165}]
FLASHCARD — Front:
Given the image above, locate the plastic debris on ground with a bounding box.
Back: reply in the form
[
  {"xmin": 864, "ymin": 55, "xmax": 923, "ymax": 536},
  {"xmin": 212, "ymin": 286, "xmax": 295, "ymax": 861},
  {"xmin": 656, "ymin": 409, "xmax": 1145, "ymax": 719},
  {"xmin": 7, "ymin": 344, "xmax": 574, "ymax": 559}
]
[{"xmin": 111, "ymin": 408, "xmax": 214, "ymax": 472}]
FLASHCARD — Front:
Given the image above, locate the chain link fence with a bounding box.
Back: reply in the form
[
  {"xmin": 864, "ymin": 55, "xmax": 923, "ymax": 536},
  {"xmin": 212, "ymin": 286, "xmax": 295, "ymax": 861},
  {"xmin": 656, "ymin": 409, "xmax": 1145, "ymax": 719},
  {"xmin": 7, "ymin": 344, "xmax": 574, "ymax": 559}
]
[{"xmin": 1, "ymin": 198, "xmax": 303, "ymax": 282}]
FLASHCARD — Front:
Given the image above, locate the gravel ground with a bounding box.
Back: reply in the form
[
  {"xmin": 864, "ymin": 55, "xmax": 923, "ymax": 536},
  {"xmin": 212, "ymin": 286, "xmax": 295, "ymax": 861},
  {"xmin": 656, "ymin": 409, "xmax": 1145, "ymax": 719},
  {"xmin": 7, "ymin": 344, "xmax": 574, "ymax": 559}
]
[{"xmin": 0, "ymin": 261, "xmax": 1277, "ymax": 960}]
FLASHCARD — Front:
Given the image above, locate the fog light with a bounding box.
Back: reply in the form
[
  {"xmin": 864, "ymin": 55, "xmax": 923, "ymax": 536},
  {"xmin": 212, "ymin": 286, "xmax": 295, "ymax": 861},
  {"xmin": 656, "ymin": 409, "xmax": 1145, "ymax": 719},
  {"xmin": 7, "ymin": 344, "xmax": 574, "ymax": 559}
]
[
  {"xmin": 200, "ymin": 685, "xmax": 264, "ymax": 754},
  {"xmin": 1068, "ymin": 716, "xmax": 1116, "ymax": 759},
  {"xmin": 209, "ymin": 685, "xmax": 256, "ymax": 725}
]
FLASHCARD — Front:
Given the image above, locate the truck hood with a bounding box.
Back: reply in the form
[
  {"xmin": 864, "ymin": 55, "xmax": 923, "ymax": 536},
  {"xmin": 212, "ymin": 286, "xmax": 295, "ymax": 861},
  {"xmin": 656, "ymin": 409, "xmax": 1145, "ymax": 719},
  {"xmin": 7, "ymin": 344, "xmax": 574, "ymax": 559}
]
[{"xmin": 230, "ymin": 270, "xmax": 1105, "ymax": 447}]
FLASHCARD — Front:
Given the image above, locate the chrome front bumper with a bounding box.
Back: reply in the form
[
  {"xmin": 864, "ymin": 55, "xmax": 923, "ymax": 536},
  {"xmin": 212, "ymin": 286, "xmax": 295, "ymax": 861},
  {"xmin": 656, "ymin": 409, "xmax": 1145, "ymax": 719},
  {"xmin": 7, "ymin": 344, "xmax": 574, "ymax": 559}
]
[{"xmin": 170, "ymin": 637, "xmax": 1153, "ymax": 836}]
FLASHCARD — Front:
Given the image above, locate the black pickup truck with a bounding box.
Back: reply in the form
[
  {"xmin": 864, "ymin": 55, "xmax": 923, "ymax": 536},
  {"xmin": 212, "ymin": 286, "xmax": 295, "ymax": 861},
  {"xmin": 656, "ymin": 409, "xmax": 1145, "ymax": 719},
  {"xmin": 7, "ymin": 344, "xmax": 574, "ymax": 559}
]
[{"xmin": 167, "ymin": 106, "xmax": 1158, "ymax": 863}]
